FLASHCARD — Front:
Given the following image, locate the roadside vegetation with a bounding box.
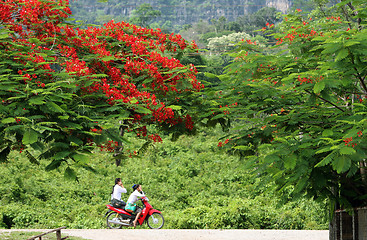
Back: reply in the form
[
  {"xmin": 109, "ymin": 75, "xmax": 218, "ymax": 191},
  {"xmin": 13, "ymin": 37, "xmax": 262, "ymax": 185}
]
[{"xmin": 0, "ymin": 126, "xmax": 328, "ymax": 229}]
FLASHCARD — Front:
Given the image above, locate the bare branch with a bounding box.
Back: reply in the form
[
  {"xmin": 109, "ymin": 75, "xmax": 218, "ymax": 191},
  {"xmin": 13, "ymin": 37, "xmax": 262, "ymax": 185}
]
[{"xmin": 304, "ymin": 89, "xmax": 345, "ymax": 112}]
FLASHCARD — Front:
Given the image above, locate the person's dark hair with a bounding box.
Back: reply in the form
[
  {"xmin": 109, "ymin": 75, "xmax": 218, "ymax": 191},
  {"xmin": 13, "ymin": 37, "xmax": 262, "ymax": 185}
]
[
  {"xmin": 111, "ymin": 178, "xmax": 121, "ymax": 195},
  {"xmin": 115, "ymin": 178, "xmax": 121, "ymax": 185},
  {"xmin": 132, "ymin": 184, "xmax": 140, "ymax": 191}
]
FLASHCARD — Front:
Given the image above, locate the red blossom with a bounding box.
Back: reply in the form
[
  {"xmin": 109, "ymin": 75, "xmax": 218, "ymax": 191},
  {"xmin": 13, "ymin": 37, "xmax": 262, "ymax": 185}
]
[
  {"xmin": 1, "ymin": 0, "xmax": 202, "ymax": 152},
  {"xmin": 343, "ymin": 137, "xmax": 353, "ymax": 146}
]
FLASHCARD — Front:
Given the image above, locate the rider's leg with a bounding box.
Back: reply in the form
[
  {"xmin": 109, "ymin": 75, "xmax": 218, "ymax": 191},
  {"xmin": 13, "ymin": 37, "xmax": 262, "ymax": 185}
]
[
  {"xmin": 133, "ymin": 212, "xmax": 141, "ymax": 227},
  {"xmin": 133, "ymin": 207, "xmax": 142, "ymax": 227}
]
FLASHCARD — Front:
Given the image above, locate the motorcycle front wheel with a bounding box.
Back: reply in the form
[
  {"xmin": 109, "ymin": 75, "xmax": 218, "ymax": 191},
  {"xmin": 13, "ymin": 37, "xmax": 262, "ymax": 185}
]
[
  {"xmin": 106, "ymin": 212, "xmax": 123, "ymax": 229},
  {"xmin": 147, "ymin": 212, "xmax": 164, "ymax": 229}
]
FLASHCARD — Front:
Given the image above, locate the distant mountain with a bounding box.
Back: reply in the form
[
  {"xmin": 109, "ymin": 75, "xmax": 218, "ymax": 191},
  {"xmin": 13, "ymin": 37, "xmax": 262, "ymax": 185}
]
[{"xmin": 69, "ymin": 0, "xmax": 293, "ymax": 27}]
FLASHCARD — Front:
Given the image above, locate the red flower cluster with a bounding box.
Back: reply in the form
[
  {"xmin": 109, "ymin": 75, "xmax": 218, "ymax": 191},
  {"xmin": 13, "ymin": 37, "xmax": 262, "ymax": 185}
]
[
  {"xmin": 219, "ymin": 102, "xmax": 238, "ymax": 115},
  {"xmin": 99, "ymin": 141, "xmax": 119, "ymax": 152},
  {"xmin": 297, "ymin": 75, "xmax": 324, "ymax": 85},
  {"xmin": 343, "ymin": 137, "xmax": 355, "ymax": 147},
  {"xmin": 2, "ymin": 0, "xmax": 202, "ymax": 152},
  {"xmin": 149, "ymin": 134, "xmax": 163, "ymax": 142},
  {"xmin": 356, "ymin": 95, "xmax": 364, "ymax": 103},
  {"xmin": 185, "ymin": 114, "xmax": 194, "ymax": 130},
  {"xmin": 297, "ymin": 76, "xmax": 313, "ymax": 84},
  {"xmin": 275, "ymin": 17, "xmax": 325, "ymax": 45},
  {"xmin": 136, "ymin": 126, "xmax": 148, "ymax": 137},
  {"xmin": 1, "ymin": 0, "xmax": 71, "ymax": 38},
  {"xmin": 326, "ymin": 16, "xmax": 342, "ymax": 22},
  {"xmin": 90, "ymin": 128, "xmax": 102, "ymax": 134},
  {"xmin": 262, "ymin": 22, "xmax": 275, "ymax": 31},
  {"xmin": 218, "ymin": 138, "xmax": 230, "ymax": 147}
]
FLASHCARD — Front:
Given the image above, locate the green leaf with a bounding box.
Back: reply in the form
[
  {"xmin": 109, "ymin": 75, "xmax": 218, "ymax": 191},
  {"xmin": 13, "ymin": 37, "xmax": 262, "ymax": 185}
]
[
  {"xmin": 46, "ymin": 102, "xmax": 65, "ymax": 113},
  {"xmin": 322, "ymin": 129, "xmax": 334, "ymax": 137},
  {"xmin": 344, "ymin": 41, "xmax": 360, "ymax": 47},
  {"xmin": 313, "ymin": 81, "xmax": 325, "ymax": 94},
  {"xmin": 25, "ymin": 150, "xmax": 40, "ymax": 165},
  {"xmin": 211, "ymin": 113, "xmax": 225, "ymax": 120},
  {"xmin": 101, "ymin": 56, "xmax": 116, "ymax": 61},
  {"xmin": 68, "ymin": 136, "xmax": 84, "ymax": 146},
  {"xmin": 1, "ymin": 118, "xmax": 15, "ymax": 124},
  {"xmin": 30, "ymin": 142, "xmax": 45, "ymax": 151},
  {"xmin": 204, "ymin": 72, "xmax": 218, "ymax": 78},
  {"xmin": 315, "ymin": 152, "xmax": 335, "ymax": 167},
  {"xmin": 45, "ymin": 159, "xmax": 63, "ymax": 171},
  {"xmin": 293, "ymin": 177, "xmax": 308, "ymax": 194},
  {"xmin": 166, "ymin": 105, "xmax": 182, "ymax": 110},
  {"xmin": 0, "ymin": 146, "xmax": 10, "ymax": 162},
  {"xmin": 76, "ymin": 115, "xmax": 94, "ymax": 121},
  {"xmin": 339, "ymin": 146, "xmax": 356, "ymax": 155},
  {"xmin": 89, "ymin": 73, "xmax": 108, "ymax": 78},
  {"xmin": 298, "ymin": 142, "xmax": 313, "ymax": 149},
  {"xmin": 22, "ymin": 128, "xmax": 38, "ymax": 145},
  {"xmin": 335, "ymin": 48, "xmax": 349, "ymax": 62},
  {"xmin": 316, "ymin": 147, "xmax": 331, "ymax": 154},
  {"xmin": 284, "ymin": 154, "xmax": 297, "ymax": 170},
  {"xmin": 0, "ymin": 33, "xmax": 9, "ymax": 39},
  {"xmin": 29, "ymin": 97, "xmax": 45, "ymax": 105},
  {"xmin": 321, "ymin": 43, "xmax": 341, "ymax": 55},
  {"xmin": 332, "ymin": 155, "xmax": 351, "ymax": 173},
  {"xmin": 54, "ymin": 151, "xmax": 71, "ymax": 160},
  {"xmin": 135, "ymin": 106, "xmax": 151, "ymax": 114},
  {"xmin": 71, "ymin": 152, "xmax": 90, "ymax": 164},
  {"xmin": 58, "ymin": 115, "xmax": 70, "ymax": 120},
  {"xmin": 64, "ymin": 167, "xmax": 77, "ymax": 181},
  {"xmin": 233, "ymin": 145, "xmax": 251, "ymax": 151}
]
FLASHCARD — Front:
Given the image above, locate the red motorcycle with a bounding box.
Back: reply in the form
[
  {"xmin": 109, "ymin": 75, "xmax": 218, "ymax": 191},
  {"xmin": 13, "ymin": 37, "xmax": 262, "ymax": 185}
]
[{"xmin": 105, "ymin": 196, "xmax": 164, "ymax": 229}]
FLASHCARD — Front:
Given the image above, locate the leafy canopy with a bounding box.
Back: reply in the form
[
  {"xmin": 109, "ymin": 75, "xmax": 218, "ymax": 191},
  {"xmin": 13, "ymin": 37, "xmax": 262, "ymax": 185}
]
[
  {"xmin": 0, "ymin": 0, "xmax": 203, "ymax": 177},
  {"xmin": 216, "ymin": 1, "xmax": 367, "ymax": 208}
]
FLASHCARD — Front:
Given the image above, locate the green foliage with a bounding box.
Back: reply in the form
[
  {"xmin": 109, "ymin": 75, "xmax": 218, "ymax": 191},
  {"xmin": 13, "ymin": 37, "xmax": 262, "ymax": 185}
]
[
  {"xmin": 214, "ymin": 1, "xmax": 367, "ymax": 209},
  {"xmin": 0, "ymin": 127, "xmax": 328, "ymax": 229},
  {"xmin": 129, "ymin": 3, "xmax": 162, "ymax": 28},
  {"xmin": 0, "ymin": 0, "xmax": 205, "ymax": 177},
  {"xmin": 237, "ymin": 7, "xmax": 280, "ymax": 33}
]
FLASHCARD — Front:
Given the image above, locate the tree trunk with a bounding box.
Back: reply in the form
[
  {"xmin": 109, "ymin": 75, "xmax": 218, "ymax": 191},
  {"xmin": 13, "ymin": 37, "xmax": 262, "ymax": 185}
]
[{"xmin": 114, "ymin": 121, "xmax": 126, "ymax": 167}]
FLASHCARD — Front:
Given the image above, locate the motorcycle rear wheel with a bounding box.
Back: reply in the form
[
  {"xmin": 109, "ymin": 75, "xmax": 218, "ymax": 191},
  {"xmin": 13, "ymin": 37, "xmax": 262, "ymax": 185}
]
[
  {"xmin": 106, "ymin": 212, "xmax": 123, "ymax": 229},
  {"xmin": 147, "ymin": 212, "xmax": 164, "ymax": 229}
]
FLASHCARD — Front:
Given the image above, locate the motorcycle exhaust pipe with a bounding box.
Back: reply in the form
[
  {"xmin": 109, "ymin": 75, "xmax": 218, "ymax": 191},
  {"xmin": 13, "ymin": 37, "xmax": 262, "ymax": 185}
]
[{"xmin": 108, "ymin": 219, "xmax": 130, "ymax": 226}]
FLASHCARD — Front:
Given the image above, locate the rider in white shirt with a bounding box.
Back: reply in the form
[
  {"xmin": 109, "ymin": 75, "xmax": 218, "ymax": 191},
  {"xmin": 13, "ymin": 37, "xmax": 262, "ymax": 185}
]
[
  {"xmin": 127, "ymin": 187, "xmax": 145, "ymax": 204},
  {"xmin": 110, "ymin": 178, "xmax": 127, "ymax": 208},
  {"xmin": 126, "ymin": 184, "xmax": 145, "ymax": 227}
]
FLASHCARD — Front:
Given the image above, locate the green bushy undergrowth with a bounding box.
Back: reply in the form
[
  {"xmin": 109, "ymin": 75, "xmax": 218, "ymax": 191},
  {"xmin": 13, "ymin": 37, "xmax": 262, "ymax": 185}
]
[{"xmin": 0, "ymin": 127, "xmax": 328, "ymax": 229}]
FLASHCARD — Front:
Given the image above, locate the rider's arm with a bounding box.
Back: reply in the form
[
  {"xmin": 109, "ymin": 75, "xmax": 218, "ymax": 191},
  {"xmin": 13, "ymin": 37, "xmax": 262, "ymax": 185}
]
[
  {"xmin": 134, "ymin": 190, "xmax": 145, "ymax": 198},
  {"xmin": 118, "ymin": 185, "xmax": 127, "ymax": 194}
]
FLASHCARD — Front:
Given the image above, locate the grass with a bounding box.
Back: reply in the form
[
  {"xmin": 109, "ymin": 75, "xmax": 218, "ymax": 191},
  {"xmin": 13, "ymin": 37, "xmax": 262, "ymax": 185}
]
[{"xmin": 0, "ymin": 231, "xmax": 88, "ymax": 240}]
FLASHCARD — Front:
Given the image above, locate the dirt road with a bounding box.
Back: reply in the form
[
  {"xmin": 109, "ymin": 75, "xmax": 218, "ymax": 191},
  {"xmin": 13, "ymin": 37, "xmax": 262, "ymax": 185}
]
[{"xmin": 0, "ymin": 229, "xmax": 329, "ymax": 240}]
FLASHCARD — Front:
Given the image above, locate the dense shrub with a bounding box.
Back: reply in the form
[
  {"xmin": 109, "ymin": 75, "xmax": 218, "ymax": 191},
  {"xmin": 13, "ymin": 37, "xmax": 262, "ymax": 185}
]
[{"xmin": 0, "ymin": 127, "xmax": 328, "ymax": 229}]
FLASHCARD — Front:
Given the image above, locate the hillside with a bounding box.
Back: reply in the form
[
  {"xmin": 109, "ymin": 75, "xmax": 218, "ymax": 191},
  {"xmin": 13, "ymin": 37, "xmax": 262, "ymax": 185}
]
[{"xmin": 69, "ymin": 0, "xmax": 295, "ymax": 28}]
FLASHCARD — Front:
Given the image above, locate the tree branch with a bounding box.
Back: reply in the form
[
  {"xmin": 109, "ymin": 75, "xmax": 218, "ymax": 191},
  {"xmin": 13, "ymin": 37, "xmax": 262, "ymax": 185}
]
[
  {"xmin": 340, "ymin": 5, "xmax": 353, "ymax": 29},
  {"xmin": 354, "ymin": 71, "xmax": 367, "ymax": 94},
  {"xmin": 346, "ymin": 2, "xmax": 362, "ymax": 28},
  {"xmin": 304, "ymin": 89, "xmax": 345, "ymax": 112},
  {"xmin": 349, "ymin": 53, "xmax": 367, "ymax": 94}
]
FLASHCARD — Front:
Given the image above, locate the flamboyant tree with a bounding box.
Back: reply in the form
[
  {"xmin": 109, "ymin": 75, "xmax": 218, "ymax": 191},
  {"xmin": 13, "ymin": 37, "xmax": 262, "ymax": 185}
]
[
  {"xmin": 214, "ymin": 0, "xmax": 367, "ymax": 209},
  {"xmin": 0, "ymin": 0, "xmax": 203, "ymax": 177}
]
